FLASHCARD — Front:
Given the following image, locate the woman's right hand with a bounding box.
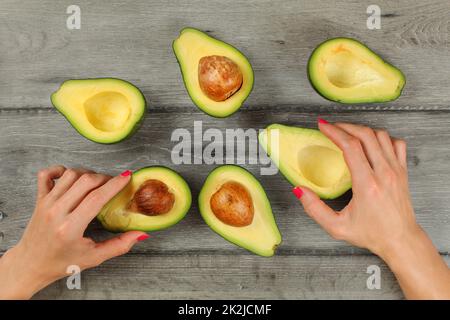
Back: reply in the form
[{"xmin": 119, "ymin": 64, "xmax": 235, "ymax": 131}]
[
  {"xmin": 293, "ymin": 119, "xmax": 450, "ymax": 299},
  {"xmin": 294, "ymin": 119, "xmax": 416, "ymax": 256}
]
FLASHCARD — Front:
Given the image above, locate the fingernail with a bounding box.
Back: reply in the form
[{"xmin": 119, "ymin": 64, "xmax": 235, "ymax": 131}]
[
  {"xmin": 120, "ymin": 170, "xmax": 132, "ymax": 177},
  {"xmin": 292, "ymin": 186, "xmax": 303, "ymax": 199},
  {"xmin": 137, "ymin": 234, "xmax": 150, "ymax": 242},
  {"xmin": 318, "ymin": 118, "xmax": 329, "ymax": 125}
]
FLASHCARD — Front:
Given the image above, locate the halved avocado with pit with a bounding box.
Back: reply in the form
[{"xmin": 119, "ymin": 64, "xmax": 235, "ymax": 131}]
[
  {"xmin": 259, "ymin": 124, "xmax": 352, "ymax": 199},
  {"xmin": 97, "ymin": 166, "xmax": 191, "ymax": 232},
  {"xmin": 198, "ymin": 165, "xmax": 282, "ymax": 257},
  {"xmin": 51, "ymin": 78, "xmax": 146, "ymax": 144},
  {"xmin": 308, "ymin": 38, "xmax": 405, "ymax": 103},
  {"xmin": 173, "ymin": 28, "xmax": 254, "ymax": 117}
]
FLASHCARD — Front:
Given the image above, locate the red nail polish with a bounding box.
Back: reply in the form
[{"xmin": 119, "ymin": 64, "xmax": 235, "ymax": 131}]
[
  {"xmin": 292, "ymin": 186, "xmax": 303, "ymax": 199},
  {"xmin": 318, "ymin": 118, "xmax": 329, "ymax": 125},
  {"xmin": 120, "ymin": 170, "xmax": 132, "ymax": 177},
  {"xmin": 137, "ymin": 234, "xmax": 150, "ymax": 242}
]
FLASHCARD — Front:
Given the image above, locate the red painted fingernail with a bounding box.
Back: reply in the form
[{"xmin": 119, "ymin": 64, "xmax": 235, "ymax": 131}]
[
  {"xmin": 292, "ymin": 186, "xmax": 303, "ymax": 199},
  {"xmin": 318, "ymin": 118, "xmax": 329, "ymax": 125},
  {"xmin": 137, "ymin": 234, "xmax": 150, "ymax": 242},
  {"xmin": 120, "ymin": 170, "xmax": 132, "ymax": 177}
]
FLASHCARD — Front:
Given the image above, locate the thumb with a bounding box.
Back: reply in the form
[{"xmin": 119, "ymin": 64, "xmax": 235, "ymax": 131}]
[
  {"xmin": 94, "ymin": 231, "xmax": 149, "ymax": 263},
  {"xmin": 292, "ymin": 186, "xmax": 344, "ymax": 239}
]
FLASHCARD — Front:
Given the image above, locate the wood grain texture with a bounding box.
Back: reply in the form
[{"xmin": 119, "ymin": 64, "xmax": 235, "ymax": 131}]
[
  {"xmin": 1, "ymin": 0, "xmax": 450, "ymax": 300},
  {"xmin": 35, "ymin": 254, "xmax": 448, "ymax": 300},
  {"xmin": 0, "ymin": 0, "xmax": 449, "ymax": 111},
  {"xmin": 0, "ymin": 110, "xmax": 449, "ymax": 255}
]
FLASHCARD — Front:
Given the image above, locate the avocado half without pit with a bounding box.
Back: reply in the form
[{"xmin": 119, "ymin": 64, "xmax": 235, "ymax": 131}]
[
  {"xmin": 51, "ymin": 78, "xmax": 146, "ymax": 144},
  {"xmin": 97, "ymin": 167, "xmax": 191, "ymax": 232},
  {"xmin": 173, "ymin": 28, "xmax": 254, "ymax": 117},
  {"xmin": 308, "ymin": 38, "xmax": 405, "ymax": 103},
  {"xmin": 199, "ymin": 165, "xmax": 282, "ymax": 257},
  {"xmin": 259, "ymin": 124, "xmax": 352, "ymax": 199}
]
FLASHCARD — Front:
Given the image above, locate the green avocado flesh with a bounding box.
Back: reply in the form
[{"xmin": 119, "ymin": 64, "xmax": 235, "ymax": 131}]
[
  {"xmin": 97, "ymin": 167, "xmax": 191, "ymax": 232},
  {"xmin": 259, "ymin": 124, "xmax": 352, "ymax": 199},
  {"xmin": 198, "ymin": 165, "xmax": 282, "ymax": 257},
  {"xmin": 308, "ymin": 38, "xmax": 405, "ymax": 103},
  {"xmin": 51, "ymin": 78, "xmax": 146, "ymax": 144},
  {"xmin": 173, "ymin": 28, "xmax": 254, "ymax": 117}
]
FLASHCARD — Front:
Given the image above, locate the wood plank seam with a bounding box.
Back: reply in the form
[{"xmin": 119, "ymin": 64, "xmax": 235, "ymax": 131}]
[{"xmin": 0, "ymin": 105, "xmax": 450, "ymax": 113}]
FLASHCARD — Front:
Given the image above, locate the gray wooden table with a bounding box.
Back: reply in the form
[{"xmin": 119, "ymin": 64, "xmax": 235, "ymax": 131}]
[{"xmin": 1, "ymin": 0, "xmax": 449, "ymax": 299}]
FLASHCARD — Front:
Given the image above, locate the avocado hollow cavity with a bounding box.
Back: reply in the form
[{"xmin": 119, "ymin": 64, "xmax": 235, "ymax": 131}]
[
  {"xmin": 84, "ymin": 91, "xmax": 131, "ymax": 132},
  {"xmin": 324, "ymin": 49, "xmax": 383, "ymax": 88},
  {"xmin": 297, "ymin": 145, "xmax": 347, "ymax": 188},
  {"xmin": 198, "ymin": 55, "xmax": 243, "ymax": 102},
  {"xmin": 210, "ymin": 181, "xmax": 254, "ymax": 227}
]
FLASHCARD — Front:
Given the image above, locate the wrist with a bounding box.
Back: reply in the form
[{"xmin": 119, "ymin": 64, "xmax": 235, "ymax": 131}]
[
  {"xmin": 0, "ymin": 245, "xmax": 50, "ymax": 299},
  {"xmin": 374, "ymin": 225, "xmax": 450, "ymax": 299},
  {"xmin": 375, "ymin": 224, "xmax": 431, "ymax": 271}
]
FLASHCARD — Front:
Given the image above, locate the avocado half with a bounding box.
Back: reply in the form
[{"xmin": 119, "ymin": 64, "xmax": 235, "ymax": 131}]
[
  {"xmin": 198, "ymin": 165, "xmax": 282, "ymax": 257},
  {"xmin": 308, "ymin": 38, "xmax": 405, "ymax": 103},
  {"xmin": 259, "ymin": 124, "xmax": 352, "ymax": 199},
  {"xmin": 173, "ymin": 28, "xmax": 254, "ymax": 117},
  {"xmin": 51, "ymin": 78, "xmax": 146, "ymax": 144},
  {"xmin": 97, "ymin": 166, "xmax": 192, "ymax": 232}
]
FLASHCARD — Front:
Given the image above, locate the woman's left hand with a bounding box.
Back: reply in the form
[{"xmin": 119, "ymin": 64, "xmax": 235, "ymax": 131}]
[{"xmin": 0, "ymin": 166, "xmax": 148, "ymax": 299}]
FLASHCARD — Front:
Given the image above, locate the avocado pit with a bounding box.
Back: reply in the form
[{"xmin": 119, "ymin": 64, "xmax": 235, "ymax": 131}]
[
  {"xmin": 128, "ymin": 179, "xmax": 175, "ymax": 216},
  {"xmin": 210, "ymin": 181, "xmax": 254, "ymax": 227},
  {"xmin": 198, "ymin": 55, "xmax": 243, "ymax": 101}
]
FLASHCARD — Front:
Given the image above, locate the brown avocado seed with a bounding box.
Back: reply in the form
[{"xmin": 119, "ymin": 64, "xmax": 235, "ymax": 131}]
[
  {"xmin": 210, "ymin": 181, "xmax": 254, "ymax": 227},
  {"xmin": 198, "ymin": 55, "xmax": 243, "ymax": 101},
  {"xmin": 128, "ymin": 179, "xmax": 175, "ymax": 216}
]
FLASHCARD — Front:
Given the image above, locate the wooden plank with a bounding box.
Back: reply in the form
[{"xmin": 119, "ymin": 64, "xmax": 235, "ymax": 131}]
[
  {"xmin": 1, "ymin": 0, "xmax": 449, "ymax": 300},
  {"xmin": 0, "ymin": 0, "xmax": 449, "ymax": 111},
  {"xmin": 0, "ymin": 110, "xmax": 449, "ymax": 254},
  {"xmin": 31, "ymin": 253, "xmax": 450, "ymax": 299}
]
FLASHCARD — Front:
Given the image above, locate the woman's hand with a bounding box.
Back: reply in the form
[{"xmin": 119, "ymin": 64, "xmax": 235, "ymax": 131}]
[
  {"xmin": 293, "ymin": 119, "xmax": 450, "ymax": 299},
  {"xmin": 294, "ymin": 119, "xmax": 415, "ymax": 256},
  {"xmin": 0, "ymin": 166, "xmax": 148, "ymax": 299}
]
